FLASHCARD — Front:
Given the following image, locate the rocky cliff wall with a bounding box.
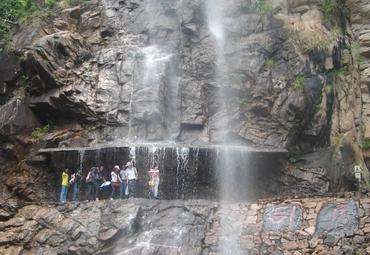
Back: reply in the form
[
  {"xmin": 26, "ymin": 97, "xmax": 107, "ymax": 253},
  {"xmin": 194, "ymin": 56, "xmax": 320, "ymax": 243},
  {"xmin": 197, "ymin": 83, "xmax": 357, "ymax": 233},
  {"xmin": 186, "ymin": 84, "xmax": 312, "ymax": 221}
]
[
  {"xmin": 1, "ymin": 197, "xmax": 370, "ymax": 254},
  {"xmin": 3, "ymin": 0, "xmax": 352, "ymax": 149},
  {"xmin": 0, "ymin": 0, "xmax": 369, "ymax": 201}
]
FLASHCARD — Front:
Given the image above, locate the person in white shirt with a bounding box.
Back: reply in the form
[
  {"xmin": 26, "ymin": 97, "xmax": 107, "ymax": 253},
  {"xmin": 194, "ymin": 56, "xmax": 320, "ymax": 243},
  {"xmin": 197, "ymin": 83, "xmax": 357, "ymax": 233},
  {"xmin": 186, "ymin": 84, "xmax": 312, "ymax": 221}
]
[
  {"xmin": 110, "ymin": 165, "xmax": 122, "ymax": 199},
  {"xmin": 119, "ymin": 166, "xmax": 128, "ymax": 199},
  {"xmin": 125, "ymin": 161, "xmax": 138, "ymax": 198}
]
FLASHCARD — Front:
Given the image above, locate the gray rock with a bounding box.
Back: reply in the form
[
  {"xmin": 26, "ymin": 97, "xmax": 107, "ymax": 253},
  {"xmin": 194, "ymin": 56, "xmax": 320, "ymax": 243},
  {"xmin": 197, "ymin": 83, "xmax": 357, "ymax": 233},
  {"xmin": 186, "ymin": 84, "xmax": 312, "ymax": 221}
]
[
  {"xmin": 316, "ymin": 201, "xmax": 359, "ymax": 238},
  {"xmin": 263, "ymin": 203, "xmax": 303, "ymax": 232}
]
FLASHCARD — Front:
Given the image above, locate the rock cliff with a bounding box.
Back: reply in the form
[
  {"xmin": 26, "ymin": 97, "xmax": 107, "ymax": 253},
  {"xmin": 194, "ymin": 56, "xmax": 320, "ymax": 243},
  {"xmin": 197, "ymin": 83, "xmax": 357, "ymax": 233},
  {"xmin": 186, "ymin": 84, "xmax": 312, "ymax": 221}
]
[{"xmin": 0, "ymin": 0, "xmax": 370, "ymax": 232}]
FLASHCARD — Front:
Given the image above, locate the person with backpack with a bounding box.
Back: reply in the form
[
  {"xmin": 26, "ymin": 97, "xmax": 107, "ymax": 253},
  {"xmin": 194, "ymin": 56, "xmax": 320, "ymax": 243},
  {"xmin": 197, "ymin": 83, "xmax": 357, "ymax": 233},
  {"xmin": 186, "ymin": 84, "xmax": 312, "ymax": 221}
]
[
  {"xmin": 59, "ymin": 169, "xmax": 70, "ymax": 203},
  {"xmin": 70, "ymin": 170, "xmax": 82, "ymax": 201},
  {"xmin": 86, "ymin": 167, "xmax": 96, "ymax": 201},
  {"xmin": 94, "ymin": 166, "xmax": 105, "ymax": 200},
  {"xmin": 110, "ymin": 165, "xmax": 122, "ymax": 200}
]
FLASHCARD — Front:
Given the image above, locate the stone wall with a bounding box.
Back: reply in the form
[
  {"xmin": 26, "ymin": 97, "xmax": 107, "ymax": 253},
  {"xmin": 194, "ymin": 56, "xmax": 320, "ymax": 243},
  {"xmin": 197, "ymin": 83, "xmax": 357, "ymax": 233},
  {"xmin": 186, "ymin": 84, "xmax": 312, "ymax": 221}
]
[{"xmin": 204, "ymin": 197, "xmax": 370, "ymax": 254}]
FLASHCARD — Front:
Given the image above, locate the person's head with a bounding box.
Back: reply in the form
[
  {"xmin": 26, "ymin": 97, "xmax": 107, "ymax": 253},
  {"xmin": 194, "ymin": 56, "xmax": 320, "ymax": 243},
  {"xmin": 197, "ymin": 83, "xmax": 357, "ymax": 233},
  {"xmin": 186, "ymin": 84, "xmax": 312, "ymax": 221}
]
[
  {"xmin": 125, "ymin": 162, "xmax": 132, "ymax": 168},
  {"xmin": 114, "ymin": 165, "xmax": 120, "ymax": 172},
  {"xmin": 100, "ymin": 166, "xmax": 104, "ymax": 171},
  {"xmin": 65, "ymin": 169, "xmax": 69, "ymax": 174},
  {"xmin": 77, "ymin": 169, "xmax": 82, "ymax": 175}
]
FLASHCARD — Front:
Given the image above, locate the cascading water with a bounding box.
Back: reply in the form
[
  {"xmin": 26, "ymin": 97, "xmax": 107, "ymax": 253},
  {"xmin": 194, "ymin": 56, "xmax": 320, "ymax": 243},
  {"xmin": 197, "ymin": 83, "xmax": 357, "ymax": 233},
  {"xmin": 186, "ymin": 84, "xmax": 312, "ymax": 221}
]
[
  {"xmin": 205, "ymin": 0, "xmax": 248, "ymax": 253},
  {"xmin": 78, "ymin": 150, "xmax": 85, "ymax": 171},
  {"xmin": 128, "ymin": 0, "xmax": 181, "ymax": 142},
  {"xmin": 176, "ymin": 147, "xmax": 189, "ymax": 199}
]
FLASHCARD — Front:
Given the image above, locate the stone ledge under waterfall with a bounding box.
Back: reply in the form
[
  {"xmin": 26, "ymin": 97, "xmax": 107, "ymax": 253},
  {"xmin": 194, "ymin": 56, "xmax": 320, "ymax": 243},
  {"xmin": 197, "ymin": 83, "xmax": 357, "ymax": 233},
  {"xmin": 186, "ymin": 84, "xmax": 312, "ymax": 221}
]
[{"xmin": 37, "ymin": 144, "xmax": 288, "ymax": 201}]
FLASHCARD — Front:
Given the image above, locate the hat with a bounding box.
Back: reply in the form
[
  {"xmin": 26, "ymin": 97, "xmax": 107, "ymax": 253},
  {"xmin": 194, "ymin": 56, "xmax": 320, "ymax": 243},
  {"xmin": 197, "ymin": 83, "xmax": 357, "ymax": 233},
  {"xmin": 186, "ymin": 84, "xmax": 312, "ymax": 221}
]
[{"xmin": 114, "ymin": 165, "xmax": 120, "ymax": 170}]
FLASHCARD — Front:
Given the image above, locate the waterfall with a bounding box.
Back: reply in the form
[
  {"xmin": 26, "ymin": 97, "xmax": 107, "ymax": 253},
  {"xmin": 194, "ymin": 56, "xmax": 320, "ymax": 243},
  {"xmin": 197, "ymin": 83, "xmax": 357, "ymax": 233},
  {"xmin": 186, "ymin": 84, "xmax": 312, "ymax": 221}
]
[
  {"xmin": 176, "ymin": 147, "xmax": 189, "ymax": 199},
  {"xmin": 78, "ymin": 150, "xmax": 85, "ymax": 171},
  {"xmin": 128, "ymin": 0, "xmax": 181, "ymax": 142},
  {"xmin": 205, "ymin": 0, "xmax": 248, "ymax": 253}
]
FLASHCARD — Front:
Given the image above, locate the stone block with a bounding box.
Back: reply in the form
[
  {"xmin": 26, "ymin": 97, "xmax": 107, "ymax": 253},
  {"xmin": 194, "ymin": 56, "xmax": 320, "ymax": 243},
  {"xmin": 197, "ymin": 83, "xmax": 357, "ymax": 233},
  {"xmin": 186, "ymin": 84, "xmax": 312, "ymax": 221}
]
[
  {"xmin": 316, "ymin": 201, "xmax": 359, "ymax": 237},
  {"xmin": 263, "ymin": 204, "xmax": 303, "ymax": 232}
]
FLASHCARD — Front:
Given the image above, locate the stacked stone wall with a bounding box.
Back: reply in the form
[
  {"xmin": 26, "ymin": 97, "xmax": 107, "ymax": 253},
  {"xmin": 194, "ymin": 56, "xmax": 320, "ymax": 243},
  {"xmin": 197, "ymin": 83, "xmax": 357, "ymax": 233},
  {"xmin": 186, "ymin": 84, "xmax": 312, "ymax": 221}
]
[{"xmin": 204, "ymin": 197, "xmax": 370, "ymax": 254}]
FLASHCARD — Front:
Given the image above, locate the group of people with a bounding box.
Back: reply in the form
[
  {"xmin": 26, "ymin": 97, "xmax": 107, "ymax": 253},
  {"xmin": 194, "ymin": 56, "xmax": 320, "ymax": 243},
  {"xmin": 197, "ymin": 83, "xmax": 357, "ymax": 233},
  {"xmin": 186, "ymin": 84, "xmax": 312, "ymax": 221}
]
[{"xmin": 59, "ymin": 161, "xmax": 160, "ymax": 203}]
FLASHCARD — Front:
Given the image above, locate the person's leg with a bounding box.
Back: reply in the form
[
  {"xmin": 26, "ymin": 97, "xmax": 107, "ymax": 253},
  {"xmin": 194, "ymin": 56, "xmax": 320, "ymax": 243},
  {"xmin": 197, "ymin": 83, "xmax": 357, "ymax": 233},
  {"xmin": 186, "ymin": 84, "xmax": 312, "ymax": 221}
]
[
  {"xmin": 87, "ymin": 183, "xmax": 93, "ymax": 201},
  {"xmin": 110, "ymin": 184, "xmax": 115, "ymax": 199},
  {"xmin": 72, "ymin": 184, "xmax": 77, "ymax": 201},
  {"xmin": 128, "ymin": 180, "xmax": 133, "ymax": 197},
  {"xmin": 76, "ymin": 183, "xmax": 80, "ymax": 201},
  {"xmin": 114, "ymin": 186, "xmax": 120, "ymax": 199},
  {"xmin": 154, "ymin": 181, "xmax": 159, "ymax": 198},
  {"xmin": 120, "ymin": 182, "xmax": 125, "ymax": 199},
  {"xmin": 92, "ymin": 183, "xmax": 97, "ymax": 201},
  {"xmin": 131, "ymin": 180, "xmax": 136, "ymax": 197},
  {"xmin": 60, "ymin": 186, "xmax": 64, "ymax": 203}
]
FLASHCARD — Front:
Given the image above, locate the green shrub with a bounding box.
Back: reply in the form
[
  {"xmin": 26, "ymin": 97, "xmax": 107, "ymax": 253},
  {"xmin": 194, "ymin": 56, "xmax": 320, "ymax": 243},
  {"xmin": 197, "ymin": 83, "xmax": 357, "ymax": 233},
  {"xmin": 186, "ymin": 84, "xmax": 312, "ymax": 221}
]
[
  {"xmin": 291, "ymin": 75, "xmax": 305, "ymax": 92},
  {"xmin": 252, "ymin": 0, "xmax": 273, "ymax": 14},
  {"xmin": 362, "ymin": 139, "xmax": 370, "ymax": 150},
  {"xmin": 31, "ymin": 123, "xmax": 53, "ymax": 140},
  {"xmin": 303, "ymin": 34, "xmax": 332, "ymax": 53},
  {"xmin": 350, "ymin": 43, "xmax": 364, "ymax": 66},
  {"xmin": 319, "ymin": 0, "xmax": 339, "ymax": 24},
  {"xmin": 0, "ymin": 0, "xmax": 88, "ymax": 46},
  {"xmin": 325, "ymin": 83, "xmax": 333, "ymax": 94},
  {"xmin": 335, "ymin": 68, "xmax": 345, "ymax": 78}
]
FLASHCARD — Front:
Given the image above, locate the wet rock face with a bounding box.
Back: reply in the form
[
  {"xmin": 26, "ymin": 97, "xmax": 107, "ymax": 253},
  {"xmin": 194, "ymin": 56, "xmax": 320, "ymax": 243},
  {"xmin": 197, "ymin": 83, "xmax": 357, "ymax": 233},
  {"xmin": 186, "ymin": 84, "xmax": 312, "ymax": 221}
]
[
  {"xmin": 0, "ymin": 199, "xmax": 216, "ymax": 255},
  {"xmin": 9, "ymin": 0, "xmax": 341, "ymax": 150}
]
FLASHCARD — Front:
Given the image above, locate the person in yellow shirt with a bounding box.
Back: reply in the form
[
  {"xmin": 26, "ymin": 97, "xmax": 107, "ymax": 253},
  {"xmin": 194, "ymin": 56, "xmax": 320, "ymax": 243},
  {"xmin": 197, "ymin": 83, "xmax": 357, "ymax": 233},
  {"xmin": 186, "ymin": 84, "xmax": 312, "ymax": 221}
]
[{"xmin": 60, "ymin": 169, "xmax": 70, "ymax": 203}]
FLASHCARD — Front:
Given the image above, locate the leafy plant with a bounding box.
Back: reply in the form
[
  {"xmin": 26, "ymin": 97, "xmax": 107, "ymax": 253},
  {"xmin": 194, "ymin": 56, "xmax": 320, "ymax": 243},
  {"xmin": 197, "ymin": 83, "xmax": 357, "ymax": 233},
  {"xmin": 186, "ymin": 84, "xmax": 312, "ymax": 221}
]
[
  {"xmin": 335, "ymin": 68, "xmax": 345, "ymax": 78},
  {"xmin": 362, "ymin": 139, "xmax": 370, "ymax": 150},
  {"xmin": 0, "ymin": 0, "xmax": 88, "ymax": 46},
  {"xmin": 31, "ymin": 123, "xmax": 53, "ymax": 140},
  {"xmin": 319, "ymin": 0, "xmax": 339, "ymax": 24},
  {"xmin": 325, "ymin": 83, "xmax": 333, "ymax": 94},
  {"xmin": 291, "ymin": 75, "xmax": 305, "ymax": 92},
  {"xmin": 252, "ymin": 0, "xmax": 273, "ymax": 14}
]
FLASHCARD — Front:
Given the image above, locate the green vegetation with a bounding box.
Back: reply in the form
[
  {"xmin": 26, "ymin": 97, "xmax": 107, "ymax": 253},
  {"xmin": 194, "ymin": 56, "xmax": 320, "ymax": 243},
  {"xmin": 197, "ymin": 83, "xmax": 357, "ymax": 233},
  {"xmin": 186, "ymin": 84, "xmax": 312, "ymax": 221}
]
[
  {"xmin": 19, "ymin": 73, "xmax": 31, "ymax": 88},
  {"xmin": 265, "ymin": 59, "xmax": 275, "ymax": 71},
  {"xmin": 333, "ymin": 133, "xmax": 344, "ymax": 153},
  {"xmin": 335, "ymin": 68, "xmax": 345, "ymax": 79},
  {"xmin": 319, "ymin": 0, "xmax": 340, "ymax": 24},
  {"xmin": 303, "ymin": 34, "xmax": 332, "ymax": 53},
  {"xmin": 291, "ymin": 75, "xmax": 305, "ymax": 92},
  {"xmin": 0, "ymin": 0, "xmax": 87, "ymax": 45},
  {"xmin": 252, "ymin": 0, "xmax": 273, "ymax": 14},
  {"xmin": 350, "ymin": 43, "xmax": 364, "ymax": 66},
  {"xmin": 325, "ymin": 83, "xmax": 333, "ymax": 94},
  {"xmin": 31, "ymin": 123, "xmax": 53, "ymax": 140},
  {"xmin": 362, "ymin": 138, "xmax": 370, "ymax": 150}
]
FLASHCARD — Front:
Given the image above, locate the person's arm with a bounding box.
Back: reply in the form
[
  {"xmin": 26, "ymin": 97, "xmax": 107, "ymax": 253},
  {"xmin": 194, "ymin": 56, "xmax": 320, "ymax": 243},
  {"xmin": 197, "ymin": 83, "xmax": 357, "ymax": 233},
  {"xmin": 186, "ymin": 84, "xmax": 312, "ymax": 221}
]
[{"xmin": 134, "ymin": 168, "xmax": 138, "ymax": 179}]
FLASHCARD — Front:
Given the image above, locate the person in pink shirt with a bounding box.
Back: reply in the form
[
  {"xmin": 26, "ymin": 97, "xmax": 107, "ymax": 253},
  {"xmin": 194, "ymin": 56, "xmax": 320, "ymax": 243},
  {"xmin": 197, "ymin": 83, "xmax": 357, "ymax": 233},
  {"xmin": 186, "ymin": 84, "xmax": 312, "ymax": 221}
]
[{"xmin": 148, "ymin": 164, "xmax": 160, "ymax": 199}]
